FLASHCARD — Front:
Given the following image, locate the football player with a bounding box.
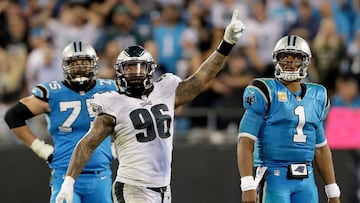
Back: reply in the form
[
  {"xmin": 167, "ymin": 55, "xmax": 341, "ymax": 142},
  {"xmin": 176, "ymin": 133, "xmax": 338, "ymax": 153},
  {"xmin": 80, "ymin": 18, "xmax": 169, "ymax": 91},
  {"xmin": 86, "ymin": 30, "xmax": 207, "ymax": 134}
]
[
  {"xmin": 237, "ymin": 35, "xmax": 341, "ymax": 203},
  {"xmin": 55, "ymin": 9, "xmax": 245, "ymax": 203},
  {"xmin": 4, "ymin": 41, "xmax": 117, "ymax": 203}
]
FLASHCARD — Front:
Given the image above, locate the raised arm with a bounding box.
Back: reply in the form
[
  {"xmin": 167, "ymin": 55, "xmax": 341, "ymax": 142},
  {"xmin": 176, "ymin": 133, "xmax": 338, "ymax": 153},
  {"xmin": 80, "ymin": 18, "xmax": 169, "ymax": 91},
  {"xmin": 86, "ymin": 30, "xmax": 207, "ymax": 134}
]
[
  {"xmin": 175, "ymin": 9, "xmax": 246, "ymax": 108},
  {"xmin": 55, "ymin": 114, "xmax": 115, "ymax": 203}
]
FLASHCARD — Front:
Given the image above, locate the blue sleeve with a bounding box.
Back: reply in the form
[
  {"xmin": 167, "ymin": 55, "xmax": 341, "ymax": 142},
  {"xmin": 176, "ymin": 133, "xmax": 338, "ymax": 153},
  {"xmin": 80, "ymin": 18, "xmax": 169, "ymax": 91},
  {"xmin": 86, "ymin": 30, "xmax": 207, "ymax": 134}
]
[
  {"xmin": 242, "ymin": 85, "xmax": 268, "ymax": 115},
  {"xmin": 239, "ymin": 83, "xmax": 269, "ymax": 137},
  {"xmin": 319, "ymin": 84, "xmax": 330, "ymax": 121},
  {"xmin": 320, "ymin": 99, "xmax": 330, "ymax": 121},
  {"xmin": 239, "ymin": 109, "xmax": 264, "ymax": 137},
  {"xmin": 31, "ymin": 83, "xmax": 50, "ymax": 102},
  {"xmin": 316, "ymin": 121, "xmax": 327, "ymax": 145}
]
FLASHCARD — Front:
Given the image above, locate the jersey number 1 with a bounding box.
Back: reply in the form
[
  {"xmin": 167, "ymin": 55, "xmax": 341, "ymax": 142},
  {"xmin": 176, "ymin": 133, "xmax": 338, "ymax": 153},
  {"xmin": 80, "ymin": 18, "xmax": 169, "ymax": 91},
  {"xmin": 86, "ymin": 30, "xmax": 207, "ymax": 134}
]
[{"xmin": 294, "ymin": 106, "xmax": 307, "ymax": 143}]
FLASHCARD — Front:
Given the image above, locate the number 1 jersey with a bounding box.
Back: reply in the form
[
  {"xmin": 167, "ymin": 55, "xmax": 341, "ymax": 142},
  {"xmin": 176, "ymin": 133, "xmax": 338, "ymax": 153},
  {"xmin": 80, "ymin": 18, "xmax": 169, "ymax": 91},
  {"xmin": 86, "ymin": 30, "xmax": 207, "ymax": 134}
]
[{"xmin": 239, "ymin": 78, "xmax": 330, "ymax": 167}]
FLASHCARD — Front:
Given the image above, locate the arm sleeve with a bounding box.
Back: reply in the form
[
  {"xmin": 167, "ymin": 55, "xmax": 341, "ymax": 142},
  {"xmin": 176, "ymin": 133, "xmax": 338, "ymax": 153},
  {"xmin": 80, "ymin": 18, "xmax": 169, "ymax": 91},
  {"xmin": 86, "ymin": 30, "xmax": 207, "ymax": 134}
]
[
  {"xmin": 239, "ymin": 109, "xmax": 265, "ymax": 138},
  {"xmin": 320, "ymin": 86, "xmax": 330, "ymax": 121},
  {"xmin": 31, "ymin": 84, "xmax": 50, "ymax": 102},
  {"xmin": 242, "ymin": 82, "xmax": 269, "ymax": 115},
  {"xmin": 239, "ymin": 80, "xmax": 269, "ymax": 138},
  {"xmin": 4, "ymin": 102, "xmax": 35, "ymax": 129},
  {"xmin": 316, "ymin": 85, "xmax": 329, "ymax": 147},
  {"xmin": 91, "ymin": 92, "xmax": 116, "ymax": 118},
  {"xmin": 315, "ymin": 121, "xmax": 327, "ymax": 147}
]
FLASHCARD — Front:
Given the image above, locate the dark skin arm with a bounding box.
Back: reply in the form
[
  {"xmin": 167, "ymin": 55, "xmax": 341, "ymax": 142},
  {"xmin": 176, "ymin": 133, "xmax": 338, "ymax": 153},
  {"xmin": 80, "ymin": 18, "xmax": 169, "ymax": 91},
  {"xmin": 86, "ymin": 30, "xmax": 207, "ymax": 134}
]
[
  {"xmin": 66, "ymin": 114, "xmax": 115, "ymax": 179},
  {"xmin": 237, "ymin": 136, "xmax": 257, "ymax": 203},
  {"xmin": 314, "ymin": 144, "xmax": 341, "ymax": 203},
  {"xmin": 11, "ymin": 95, "xmax": 50, "ymax": 146},
  {"xmin": 175, "ymin": 51, "xmax": 228, "ymax": 108},
  {"xmin": 65, "ymin": 48, "xmax": 229, "ymax": 178}
]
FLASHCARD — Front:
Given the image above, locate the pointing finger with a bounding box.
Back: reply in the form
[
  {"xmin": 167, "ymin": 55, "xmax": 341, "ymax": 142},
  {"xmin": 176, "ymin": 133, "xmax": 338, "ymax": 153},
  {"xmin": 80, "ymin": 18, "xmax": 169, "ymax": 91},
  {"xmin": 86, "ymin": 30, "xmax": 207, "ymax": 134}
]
[{"xmin": 231, "ymin": 9, "xmax": 238, "ymax": 22}]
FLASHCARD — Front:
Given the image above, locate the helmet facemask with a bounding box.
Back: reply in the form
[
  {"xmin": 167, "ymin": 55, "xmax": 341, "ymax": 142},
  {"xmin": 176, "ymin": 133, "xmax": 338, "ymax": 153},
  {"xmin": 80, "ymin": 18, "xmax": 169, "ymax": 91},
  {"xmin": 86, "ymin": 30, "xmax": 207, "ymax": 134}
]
[
  {"xmin": 115, "ymin": 46, "xmax": 157, "ymax": 97},
  {"xmin": 62, "ymin": 41, "xmax": 98, "ymax": 91},
  {"xmin": 272, "ymin": 35, "xmax": 312, "ymax": 82},
  {"xmin": 63, "ymin": 56, "xmax": 97, "ymax": 87},
  {"xmin": 274, "ymin": 50, "xmax": 309, "ymax": 81}
]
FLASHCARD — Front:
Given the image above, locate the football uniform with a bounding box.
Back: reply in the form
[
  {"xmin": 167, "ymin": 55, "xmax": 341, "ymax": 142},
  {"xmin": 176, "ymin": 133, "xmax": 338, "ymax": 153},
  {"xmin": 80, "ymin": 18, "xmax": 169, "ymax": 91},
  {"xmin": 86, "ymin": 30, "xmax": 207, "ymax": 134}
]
[
  {"xmin": 239, "ymin": 78, "xmax": 330, "ymax": 203},
  {"xmin": 92, "ymin": 73, "xmax": 181, "ymax": 188},
  {"xmin": 32, "ymin": 79, "xmax": 117, "ymax": 203}
]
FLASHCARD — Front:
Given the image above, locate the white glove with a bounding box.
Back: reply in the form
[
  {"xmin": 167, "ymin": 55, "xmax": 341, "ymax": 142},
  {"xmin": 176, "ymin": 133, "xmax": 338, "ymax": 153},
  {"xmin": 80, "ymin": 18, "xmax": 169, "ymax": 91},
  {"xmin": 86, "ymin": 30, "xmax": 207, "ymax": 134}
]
[
  {"xmin": 223, "ymin": 9, "xmax": 246, "ymax": 44},
  {"xmin": 30, "ymin": 138, "xmax": 54, "ymax": 161},
  {"xmin": 56, "ymin": 176, "xmax": 75, "ymax": 203}
]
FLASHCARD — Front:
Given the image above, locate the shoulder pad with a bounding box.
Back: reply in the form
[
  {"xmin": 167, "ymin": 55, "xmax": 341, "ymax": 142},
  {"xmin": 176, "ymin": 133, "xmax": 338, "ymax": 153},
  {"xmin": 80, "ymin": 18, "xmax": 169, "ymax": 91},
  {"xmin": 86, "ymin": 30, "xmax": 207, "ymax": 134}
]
[
  {"xmin": 156, "ymin": 73, "xmax": 175, "ymax": 82},
  {"xmin": 31, "ymin": 84, "xmax": 50, "ymax": 102},
  {"xmin": 249, "ymin": 79, "xmax": 271, "ymax": 105},
  {"xmin": 243, "ymin": 79, "xmax": 271, "ymax": 116}
]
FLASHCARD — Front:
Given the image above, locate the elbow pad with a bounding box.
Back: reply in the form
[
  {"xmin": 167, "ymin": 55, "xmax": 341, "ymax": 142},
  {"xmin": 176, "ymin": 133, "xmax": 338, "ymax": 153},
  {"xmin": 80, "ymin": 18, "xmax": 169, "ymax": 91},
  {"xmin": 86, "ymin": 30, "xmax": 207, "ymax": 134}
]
[{"xmin": 4, "ymin": 102, "xmax": 35, "ymax": 129}]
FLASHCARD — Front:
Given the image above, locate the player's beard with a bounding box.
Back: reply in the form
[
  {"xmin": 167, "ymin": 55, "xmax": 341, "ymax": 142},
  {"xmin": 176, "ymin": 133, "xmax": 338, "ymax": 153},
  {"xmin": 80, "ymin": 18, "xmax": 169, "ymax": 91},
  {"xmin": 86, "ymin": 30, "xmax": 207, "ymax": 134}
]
[{"xmin": 126, "ymin": 82, "xmax": 153, "ymax": 98}]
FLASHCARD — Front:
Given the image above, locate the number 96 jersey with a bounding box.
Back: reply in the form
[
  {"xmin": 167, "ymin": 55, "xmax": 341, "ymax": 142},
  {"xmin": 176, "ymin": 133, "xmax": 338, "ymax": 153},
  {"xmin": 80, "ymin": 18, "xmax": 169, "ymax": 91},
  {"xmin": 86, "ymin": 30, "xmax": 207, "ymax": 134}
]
[{"xmin": 91, "ymin": 73, "xmax": 182, "ymax": 188}]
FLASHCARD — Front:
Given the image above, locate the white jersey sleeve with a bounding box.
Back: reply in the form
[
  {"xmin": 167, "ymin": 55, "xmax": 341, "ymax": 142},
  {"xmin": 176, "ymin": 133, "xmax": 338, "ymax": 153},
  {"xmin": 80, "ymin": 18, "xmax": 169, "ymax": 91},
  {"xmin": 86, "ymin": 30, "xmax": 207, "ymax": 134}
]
[{"xmin": 91, "ymin": 91, "xmax": 118, "ymax": 118}]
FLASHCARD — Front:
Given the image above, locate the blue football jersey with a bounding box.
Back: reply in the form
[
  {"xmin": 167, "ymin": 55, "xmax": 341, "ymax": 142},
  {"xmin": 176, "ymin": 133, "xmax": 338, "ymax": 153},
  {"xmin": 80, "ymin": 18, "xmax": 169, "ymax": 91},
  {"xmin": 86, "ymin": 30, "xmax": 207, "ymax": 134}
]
[
  {"xmin": 239, "ymin": 78, "xmax": 330, "ymax": 167},
  {"xmin": 31, "ymin": 79, "xmax": 117, "ymax": 171}
]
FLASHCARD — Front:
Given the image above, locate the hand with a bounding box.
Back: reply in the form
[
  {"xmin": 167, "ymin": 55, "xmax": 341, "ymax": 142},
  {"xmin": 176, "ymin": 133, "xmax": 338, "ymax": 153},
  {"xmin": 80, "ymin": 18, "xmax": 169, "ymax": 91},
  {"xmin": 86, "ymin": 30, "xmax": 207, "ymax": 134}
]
[
  {"xmin": 223, "ymin": 9, "xmax": 246, "ymax": 45},
  {"xmin": 241, "ymin": 189, "xmax": 256, "ymax": 203},
  {"xmin": 55, "ymin": 176, "xmax": 75, "ymax": 203},
  {"xmin": 30, "ymin": 138, "xmax": 54, "ymax": 161},
  {"xmin": 328, "ymin": 197, "xmax": 341, "ymax": 203}
]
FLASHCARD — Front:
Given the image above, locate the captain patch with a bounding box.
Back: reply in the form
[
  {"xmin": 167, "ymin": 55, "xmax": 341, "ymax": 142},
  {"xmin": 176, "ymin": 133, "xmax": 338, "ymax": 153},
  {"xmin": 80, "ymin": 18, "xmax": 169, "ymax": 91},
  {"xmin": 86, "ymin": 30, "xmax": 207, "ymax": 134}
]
[{"xmin": 277, "ymin": 92, "xmax": 288, "ymax": 102}]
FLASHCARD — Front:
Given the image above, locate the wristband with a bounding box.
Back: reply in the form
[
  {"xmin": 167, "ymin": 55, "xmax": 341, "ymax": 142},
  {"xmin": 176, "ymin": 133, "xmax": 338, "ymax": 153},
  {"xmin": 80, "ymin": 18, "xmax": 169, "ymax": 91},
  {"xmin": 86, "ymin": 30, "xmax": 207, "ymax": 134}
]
[
  {"xmin": 30, "ymin": 138, "xmax": 54, "ymax": 160},
  {"xmin": 216, "ymin": 39, "xmax": 234, "ymax": 56},
  {"xmin": 325, "ymin": 183, "xmax": 340, "ymax": 198},
  {"xmin": 63, "ymin": 176, "xmax": 75, "ymax": 186},
  {"xmin": 240, "ymin": 176, "xmax": 257, "ymax": 191}
]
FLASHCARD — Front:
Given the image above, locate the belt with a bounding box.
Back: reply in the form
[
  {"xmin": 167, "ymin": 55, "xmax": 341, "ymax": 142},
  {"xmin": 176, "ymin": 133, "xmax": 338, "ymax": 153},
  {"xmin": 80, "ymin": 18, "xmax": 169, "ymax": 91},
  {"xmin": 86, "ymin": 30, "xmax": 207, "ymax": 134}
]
[
  {"xmin": 80, "ymin": 170, "xmax": 102, "ymax": 174},
  {"xmin": 147, "ymin": 186, "xmax": 167, "ymax": 193},
  {"xmin": 147, "ymin": 186, "xmax": 167, "ymax": 203}
]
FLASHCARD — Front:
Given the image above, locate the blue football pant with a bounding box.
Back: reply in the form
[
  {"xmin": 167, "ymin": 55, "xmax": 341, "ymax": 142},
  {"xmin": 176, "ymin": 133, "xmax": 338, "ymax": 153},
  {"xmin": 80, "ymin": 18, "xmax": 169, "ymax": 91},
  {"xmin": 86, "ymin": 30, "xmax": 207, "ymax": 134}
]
[
  {"xmin": 50, "ymin": 169, "xmax": 112, "ymax": 203},
  {"xmin": 258, "ymin": 166, "xmax": 318, "ymax": 203}
]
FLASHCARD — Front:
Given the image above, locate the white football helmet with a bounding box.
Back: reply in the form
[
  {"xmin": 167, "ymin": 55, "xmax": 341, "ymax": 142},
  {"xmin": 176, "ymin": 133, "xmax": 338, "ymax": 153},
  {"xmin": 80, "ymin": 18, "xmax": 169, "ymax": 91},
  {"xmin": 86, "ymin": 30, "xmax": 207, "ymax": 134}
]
[
  {"xmin": 272, "ymin": 35, "xmax": 312, "ymax": 81},
  {"xmin": 62, "ymin": 41, "xmax": 98, "ymax": 88},
  {"xmin": 114, "ymin": 45, "xmax": 157, "ymax": 97}
]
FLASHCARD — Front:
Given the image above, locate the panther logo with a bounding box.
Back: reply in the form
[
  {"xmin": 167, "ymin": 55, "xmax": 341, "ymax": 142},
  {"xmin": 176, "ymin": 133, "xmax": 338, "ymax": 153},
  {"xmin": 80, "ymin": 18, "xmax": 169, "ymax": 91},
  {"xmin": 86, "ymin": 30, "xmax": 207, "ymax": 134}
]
[
  {"xmin": 295, "ymin": 166, "xmax": 305, "ymax": 173},
  {"xmin": 246, "ymin": 95, "xmax": 255, "ymax": 106}
]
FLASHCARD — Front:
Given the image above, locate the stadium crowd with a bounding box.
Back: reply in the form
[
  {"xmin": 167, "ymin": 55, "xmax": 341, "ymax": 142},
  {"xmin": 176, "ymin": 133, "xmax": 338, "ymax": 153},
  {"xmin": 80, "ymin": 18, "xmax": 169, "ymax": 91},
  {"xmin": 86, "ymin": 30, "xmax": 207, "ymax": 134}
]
[{"xmin": 0, "ymin": 0, "xmax": 359, "ymax": 142}]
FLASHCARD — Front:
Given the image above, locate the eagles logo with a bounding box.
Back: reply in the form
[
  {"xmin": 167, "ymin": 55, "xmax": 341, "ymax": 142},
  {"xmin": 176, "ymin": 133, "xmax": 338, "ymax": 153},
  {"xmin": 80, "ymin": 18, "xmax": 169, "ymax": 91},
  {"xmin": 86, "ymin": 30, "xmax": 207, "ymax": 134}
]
[
  {"xmin": 246, "ymin": 94, "xmax": 255, "ymax": 106},
  {"xmin": 91, "ymin": 103, "xmax": 103, "ymax": 114}
]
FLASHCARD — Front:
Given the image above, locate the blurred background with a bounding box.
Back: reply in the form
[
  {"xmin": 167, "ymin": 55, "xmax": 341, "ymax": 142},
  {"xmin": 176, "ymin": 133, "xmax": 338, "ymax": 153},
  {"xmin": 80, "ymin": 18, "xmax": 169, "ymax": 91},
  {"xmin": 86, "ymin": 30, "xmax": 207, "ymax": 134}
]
[{"xmin": 0, "ymin": 0, "xmax": 360, "ymax": 202}]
